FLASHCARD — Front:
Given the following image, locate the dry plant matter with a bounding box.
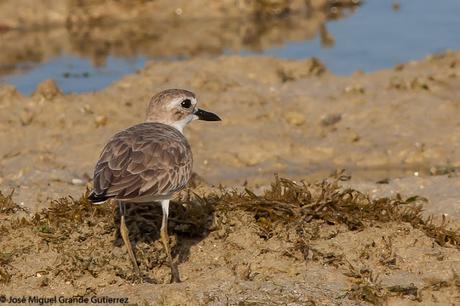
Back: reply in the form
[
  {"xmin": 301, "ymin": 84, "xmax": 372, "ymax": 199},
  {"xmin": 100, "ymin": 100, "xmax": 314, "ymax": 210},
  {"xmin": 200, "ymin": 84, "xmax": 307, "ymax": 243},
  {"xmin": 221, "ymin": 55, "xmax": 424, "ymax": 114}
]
[
  {"xmin": 216, "ymin": 174, "xmax": 458, "ymax": 248},
  {"xmin": 0, "ymin": 190, "xmax": 24, "ymax": 214}
]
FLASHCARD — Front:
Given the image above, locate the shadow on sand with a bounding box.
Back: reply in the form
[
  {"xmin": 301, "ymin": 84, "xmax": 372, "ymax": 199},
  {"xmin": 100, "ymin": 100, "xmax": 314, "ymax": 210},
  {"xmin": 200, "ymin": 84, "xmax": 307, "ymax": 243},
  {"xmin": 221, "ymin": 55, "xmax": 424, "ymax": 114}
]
[{"xmin": 112, "ymin": 196, "xmax": 215, "ymax": 282}]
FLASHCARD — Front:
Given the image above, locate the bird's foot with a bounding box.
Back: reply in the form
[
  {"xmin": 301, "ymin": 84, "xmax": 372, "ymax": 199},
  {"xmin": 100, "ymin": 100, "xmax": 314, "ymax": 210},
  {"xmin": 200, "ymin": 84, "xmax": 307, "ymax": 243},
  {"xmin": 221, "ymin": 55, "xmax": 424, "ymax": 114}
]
[{"xmin": 170, "ymin": 265, "xmax": 181, "ymax": 283}]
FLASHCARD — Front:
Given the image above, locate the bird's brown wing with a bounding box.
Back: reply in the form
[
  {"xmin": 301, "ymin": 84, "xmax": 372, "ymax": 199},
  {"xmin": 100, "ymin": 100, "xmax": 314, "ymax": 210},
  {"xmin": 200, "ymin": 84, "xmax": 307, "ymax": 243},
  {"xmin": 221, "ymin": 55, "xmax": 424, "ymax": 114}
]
[{"xmin": 90, "ymin": 123, "xmax": 193, "ymax": 202}]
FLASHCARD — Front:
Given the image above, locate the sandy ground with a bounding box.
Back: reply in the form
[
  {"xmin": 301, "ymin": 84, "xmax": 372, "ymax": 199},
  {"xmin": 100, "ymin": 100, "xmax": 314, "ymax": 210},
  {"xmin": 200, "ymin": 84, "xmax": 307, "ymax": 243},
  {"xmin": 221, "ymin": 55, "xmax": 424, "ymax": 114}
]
[
  {"xmin": 0, "ymin": 175, "xmax": 458, "ymax": 305},
  {"xmin": 0, "ymin": 8, "xmax": 459, "ymax": 304}
]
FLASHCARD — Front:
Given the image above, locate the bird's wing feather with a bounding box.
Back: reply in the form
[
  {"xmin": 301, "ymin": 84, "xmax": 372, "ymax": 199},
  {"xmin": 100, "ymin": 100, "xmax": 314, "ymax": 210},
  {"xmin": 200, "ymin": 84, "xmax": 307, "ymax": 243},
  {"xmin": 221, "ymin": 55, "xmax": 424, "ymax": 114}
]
[{"xmin": 91, "ymin": 123, "xmax": 193, "ymax": 201}]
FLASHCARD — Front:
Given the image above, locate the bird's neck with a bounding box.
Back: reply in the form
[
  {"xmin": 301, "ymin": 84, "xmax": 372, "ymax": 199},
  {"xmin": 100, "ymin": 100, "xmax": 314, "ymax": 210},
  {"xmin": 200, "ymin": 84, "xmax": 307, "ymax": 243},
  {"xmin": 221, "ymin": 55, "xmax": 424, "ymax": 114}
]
[
  {"xmin": 169, "ymin": 120, "xmax": 187, "ymax": 134},
  {"xmin": 146, "ymin": 118, "xmax": 190, "ymax": 134}
]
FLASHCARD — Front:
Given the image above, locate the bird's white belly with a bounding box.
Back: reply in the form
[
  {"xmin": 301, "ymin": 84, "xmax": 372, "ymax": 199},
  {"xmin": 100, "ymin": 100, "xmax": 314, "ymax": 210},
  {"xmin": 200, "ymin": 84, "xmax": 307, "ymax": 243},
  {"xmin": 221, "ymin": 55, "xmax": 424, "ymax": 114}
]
[{"xmin": 120, "ymin": 193, "xmax": 172, "ymax": 203}]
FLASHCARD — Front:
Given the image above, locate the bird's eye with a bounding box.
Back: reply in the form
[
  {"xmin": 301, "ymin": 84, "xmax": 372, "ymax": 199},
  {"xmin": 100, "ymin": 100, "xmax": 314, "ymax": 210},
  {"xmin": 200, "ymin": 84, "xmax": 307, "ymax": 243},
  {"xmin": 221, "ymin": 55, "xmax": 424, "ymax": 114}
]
[{"xmin": 181, "ymin": 99, "xmax": 192, "ymax": 108}]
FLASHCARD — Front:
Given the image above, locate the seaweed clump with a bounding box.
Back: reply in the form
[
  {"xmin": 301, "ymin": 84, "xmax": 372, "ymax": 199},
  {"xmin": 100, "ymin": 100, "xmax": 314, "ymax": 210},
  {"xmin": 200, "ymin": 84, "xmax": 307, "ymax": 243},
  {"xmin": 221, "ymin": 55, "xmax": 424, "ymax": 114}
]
[
  {"xmin": 24, "ymin": 189, "xmax": 215, "ymax": 283},
  {"xmin": 0, "ymin": 190, "xmax": 24, "ymax": 214},
  {"xmin": 0, "ymin": 190, "xmax": 20, "ymax": 284},
  {"xmin": 211, "ymin": 174, "xmax": 458, "ymax": 303},
  {"xmin": 215, "ymin": 174, "xmax": 459, "ymax": 248},
  {"xmin": 0, "ymin": 251, "xmax": 12, "ymax": 284}
]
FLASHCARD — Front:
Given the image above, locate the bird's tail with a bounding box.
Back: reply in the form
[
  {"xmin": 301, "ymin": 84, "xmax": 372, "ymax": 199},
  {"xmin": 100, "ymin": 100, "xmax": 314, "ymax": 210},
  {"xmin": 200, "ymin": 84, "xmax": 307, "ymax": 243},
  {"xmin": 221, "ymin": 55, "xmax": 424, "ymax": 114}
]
[{"xmin": 87, "ymin": 190, "xmax": 110, "ymax": 205}]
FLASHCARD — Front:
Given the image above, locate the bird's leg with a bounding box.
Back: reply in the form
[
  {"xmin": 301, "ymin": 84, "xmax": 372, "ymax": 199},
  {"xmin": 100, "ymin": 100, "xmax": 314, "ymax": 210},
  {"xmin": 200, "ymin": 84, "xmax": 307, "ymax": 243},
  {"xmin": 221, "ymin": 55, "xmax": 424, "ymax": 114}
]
[
  {"xmin": 160, "ymin": 199, "xmax": 181, "ymax": 283},
  {"xmin": 119, "ymin": 201, "xmax": 141, "ymax": 276}
]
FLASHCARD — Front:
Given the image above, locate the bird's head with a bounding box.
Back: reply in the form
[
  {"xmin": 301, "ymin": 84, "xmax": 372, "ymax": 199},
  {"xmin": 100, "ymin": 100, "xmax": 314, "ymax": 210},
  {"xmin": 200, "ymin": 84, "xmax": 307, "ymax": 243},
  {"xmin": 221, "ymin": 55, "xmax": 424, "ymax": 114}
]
[{"xmin": 146, "ymin": 89, "xmax": 221, "ymax": 132}]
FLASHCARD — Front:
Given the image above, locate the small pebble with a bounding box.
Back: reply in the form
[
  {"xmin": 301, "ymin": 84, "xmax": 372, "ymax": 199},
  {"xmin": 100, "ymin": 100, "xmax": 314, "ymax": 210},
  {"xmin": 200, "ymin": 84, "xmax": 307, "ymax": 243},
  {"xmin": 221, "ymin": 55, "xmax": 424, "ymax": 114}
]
[
  {"xmin": 394, "ymin": 63, "xmax": 405, "ymax": 71},
  {"xmin": 33, "ymin": 79, "xmax": 62, "ymax": 100},
  {"xmin": 19, "ymin": 111, "xmax": 35, "ymax": 126},
  {"xmin": 344, "ymin": 85, "xmax": 365, "ymax": 94},
  {"xmin": 81, "ymin": 104, "xmax": 93, "ymax": 114},
  {"xmin": 284, "ymin": 112, "xmax": 305, "ymax": 126},
  {"xmin": 95, "ymin": 115, "xmax": 108, "ymax": 127},
  {"xmin": 349, "ymin": 131, "xmax": 360, "ymax": 142},
  {"xmin": 321, "ymin": 113, "xmax": 342, "ymax": 126},
  {"xmin": 71, "ymin": 178, "xmax": 84, "ymax": 185}
]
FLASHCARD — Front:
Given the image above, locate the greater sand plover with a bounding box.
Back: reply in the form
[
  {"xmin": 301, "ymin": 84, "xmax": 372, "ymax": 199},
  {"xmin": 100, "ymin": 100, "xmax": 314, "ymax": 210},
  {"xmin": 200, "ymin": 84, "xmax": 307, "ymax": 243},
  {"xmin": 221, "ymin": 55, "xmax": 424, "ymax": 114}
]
[{"xmin": 88, "ymin": 89, "xmax": 221, "ymax": 282}]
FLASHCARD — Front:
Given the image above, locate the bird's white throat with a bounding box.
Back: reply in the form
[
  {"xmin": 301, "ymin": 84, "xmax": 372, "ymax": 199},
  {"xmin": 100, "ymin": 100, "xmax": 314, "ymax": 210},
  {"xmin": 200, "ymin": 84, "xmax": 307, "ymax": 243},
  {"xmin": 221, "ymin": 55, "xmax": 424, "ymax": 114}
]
[{"xmin": 169, "ymin": 114, "xmax": 196, "ymax": 133}]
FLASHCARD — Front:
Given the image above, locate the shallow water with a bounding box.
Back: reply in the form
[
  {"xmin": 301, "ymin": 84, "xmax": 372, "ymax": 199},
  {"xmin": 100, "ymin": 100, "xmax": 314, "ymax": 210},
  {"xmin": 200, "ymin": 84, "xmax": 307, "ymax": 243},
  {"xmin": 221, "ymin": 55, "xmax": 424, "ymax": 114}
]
[
  {"xmin": 1, "ymin": 0, "xmax": 460, "ymax": 94},
  {"xmin": 253, "ymin": 0, "xmax": 460, "ymax": 73},
  {"xmin": 3, "ymin": 56, "xmax": 147, "ymax": 94}
]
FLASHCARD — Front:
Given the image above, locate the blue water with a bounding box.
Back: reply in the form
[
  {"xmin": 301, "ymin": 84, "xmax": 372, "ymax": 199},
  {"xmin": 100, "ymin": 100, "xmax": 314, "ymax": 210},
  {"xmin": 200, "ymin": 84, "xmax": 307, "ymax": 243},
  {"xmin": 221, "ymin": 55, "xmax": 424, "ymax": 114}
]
[
  {"xmin": 2, "ymin": 0, "xmax": 460, "ymax": 94},
  {"xmin": 252, "ymin": 0, "xmax": 460, "ymax": 74},
  {"xmin": 3, "ymin": 56, "xmax": 147, "ymax": 94}
]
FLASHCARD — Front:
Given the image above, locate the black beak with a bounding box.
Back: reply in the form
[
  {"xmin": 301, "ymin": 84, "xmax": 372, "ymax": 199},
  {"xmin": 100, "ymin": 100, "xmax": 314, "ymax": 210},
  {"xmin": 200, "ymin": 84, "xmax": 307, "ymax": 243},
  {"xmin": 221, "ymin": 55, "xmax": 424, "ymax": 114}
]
[{"xmin": 195, "ymin": 108, "xmax": 221, "ymax": 121}]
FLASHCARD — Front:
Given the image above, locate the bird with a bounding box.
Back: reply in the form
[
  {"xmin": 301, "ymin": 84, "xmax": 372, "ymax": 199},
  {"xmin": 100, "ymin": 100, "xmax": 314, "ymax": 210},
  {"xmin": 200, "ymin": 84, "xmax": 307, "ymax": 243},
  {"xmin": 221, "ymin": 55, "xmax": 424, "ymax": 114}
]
[{"xmin": 87, "ymin": 89, "xmax": 221, "ymax": 282}]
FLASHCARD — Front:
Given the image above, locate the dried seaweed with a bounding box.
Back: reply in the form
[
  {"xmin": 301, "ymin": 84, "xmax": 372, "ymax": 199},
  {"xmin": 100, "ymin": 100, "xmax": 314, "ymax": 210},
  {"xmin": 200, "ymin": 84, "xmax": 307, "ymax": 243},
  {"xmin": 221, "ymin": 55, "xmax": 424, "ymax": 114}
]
[
  {"xmin": 0, "ymin": 266, "xmax": 11, "ymax": 284},
  {"xmin": 15, "ymin": 174, "xmax": 457, "ymax": 255},
  {"xmin": 13, "ymin": 189, "xmax": 215, "ymax": 282},
  {"xmin": 216, "ymin": 175, "xmax": 459, "ymax": 248},
  {"xmin": 0, "ymin": 190, "xmax": 24, "ymax": 214},
  {"xmin": 41, "ymin": 191, "xmax": 113, "ymax": 226},
  {"xmin": 387, "ymin": 283, "xmax": 418, "ymax": 297},
  {"xmin": 344, "ymin": 265, "xmax": 387, "ymax": 304},
  {"xmin": 0, "ymin": 250, "xmax": 13, "ymax": 284}
]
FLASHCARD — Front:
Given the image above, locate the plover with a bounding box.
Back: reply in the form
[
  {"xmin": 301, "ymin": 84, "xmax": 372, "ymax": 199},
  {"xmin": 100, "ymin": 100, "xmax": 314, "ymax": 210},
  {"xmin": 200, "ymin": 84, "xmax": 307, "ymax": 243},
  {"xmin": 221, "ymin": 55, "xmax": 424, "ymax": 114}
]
[{"xmin": 88, "ymin": 89, "xmax": 220, "ymax": 282}]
